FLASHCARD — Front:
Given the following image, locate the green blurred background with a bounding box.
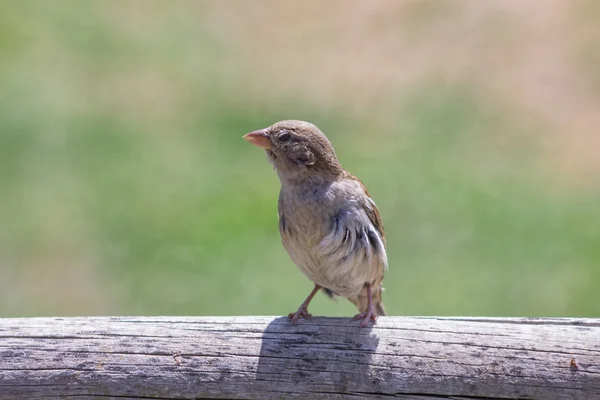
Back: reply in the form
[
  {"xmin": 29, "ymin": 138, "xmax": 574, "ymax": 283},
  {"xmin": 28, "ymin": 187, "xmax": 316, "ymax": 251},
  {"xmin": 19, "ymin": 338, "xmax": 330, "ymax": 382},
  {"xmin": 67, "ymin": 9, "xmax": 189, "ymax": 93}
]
[{"xmin": 1, "ymin": 1, "xmax": 599, "ymax": 318}]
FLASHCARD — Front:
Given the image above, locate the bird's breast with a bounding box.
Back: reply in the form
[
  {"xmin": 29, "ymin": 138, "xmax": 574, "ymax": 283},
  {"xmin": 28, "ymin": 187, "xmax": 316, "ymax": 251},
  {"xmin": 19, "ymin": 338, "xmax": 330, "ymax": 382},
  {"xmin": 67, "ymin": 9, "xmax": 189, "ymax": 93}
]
[{"xmin": 278, "ymin": 187, "xmax": 386, "ymax": 297}]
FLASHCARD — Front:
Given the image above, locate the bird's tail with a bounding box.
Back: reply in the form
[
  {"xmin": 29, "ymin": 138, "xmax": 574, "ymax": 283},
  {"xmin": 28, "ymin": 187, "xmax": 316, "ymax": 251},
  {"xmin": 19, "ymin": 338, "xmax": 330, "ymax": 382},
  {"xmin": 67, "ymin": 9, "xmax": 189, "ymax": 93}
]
[
  {"xmin": 375, "ymin": 300, "xmax": 387, "ymax": 316},
  {"xmin": 349, "ymin": 284, "xmax": 387, "ymax": 316}
]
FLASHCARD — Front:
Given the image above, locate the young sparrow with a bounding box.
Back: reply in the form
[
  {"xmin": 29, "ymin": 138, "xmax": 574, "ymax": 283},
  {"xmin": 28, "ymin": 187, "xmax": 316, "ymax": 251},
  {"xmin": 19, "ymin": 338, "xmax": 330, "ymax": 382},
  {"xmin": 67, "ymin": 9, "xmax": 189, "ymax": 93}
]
[{"xmin": 243, "ymin": 120, "xmax": 387, "ymax": 327}]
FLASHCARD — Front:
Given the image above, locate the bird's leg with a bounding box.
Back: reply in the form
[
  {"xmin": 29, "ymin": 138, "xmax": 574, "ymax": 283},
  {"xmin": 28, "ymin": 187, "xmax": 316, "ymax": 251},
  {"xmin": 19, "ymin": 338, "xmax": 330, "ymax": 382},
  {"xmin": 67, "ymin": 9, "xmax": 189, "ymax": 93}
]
[
  {"xmin": 288, "ymin": 284, "xmax": 321, "ymax": 324},
  {"xmin": 352, "ymin": 283, "xmax": 378, "ymax": 328}
]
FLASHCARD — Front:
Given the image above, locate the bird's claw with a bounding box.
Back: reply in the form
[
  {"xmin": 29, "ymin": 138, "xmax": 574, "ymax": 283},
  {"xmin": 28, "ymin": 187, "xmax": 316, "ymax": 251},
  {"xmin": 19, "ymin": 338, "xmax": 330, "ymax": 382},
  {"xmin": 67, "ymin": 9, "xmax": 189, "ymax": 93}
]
[
  {"xmin": 353, "ymin": 309, "xmax": 378, "ymax": 328},
  {"xmin": 288, "ymin": 305, "xmax": 312, "ymax": 324}
]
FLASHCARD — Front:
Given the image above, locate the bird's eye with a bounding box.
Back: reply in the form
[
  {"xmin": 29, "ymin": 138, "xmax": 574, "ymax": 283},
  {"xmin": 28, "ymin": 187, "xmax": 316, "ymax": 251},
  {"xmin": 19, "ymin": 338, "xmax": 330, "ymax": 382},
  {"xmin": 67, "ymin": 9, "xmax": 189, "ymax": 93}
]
[{"xmin": 278, "ymin": 132, "xmax": 291, "ymax": 142}]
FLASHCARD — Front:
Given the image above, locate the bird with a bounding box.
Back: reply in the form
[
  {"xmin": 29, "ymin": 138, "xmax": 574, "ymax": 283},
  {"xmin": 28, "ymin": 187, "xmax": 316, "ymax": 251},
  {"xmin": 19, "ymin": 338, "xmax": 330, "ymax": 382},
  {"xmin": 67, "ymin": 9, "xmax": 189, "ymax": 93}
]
[{"xmin": 243, "ymin": 120, "xmax": 387, "ymax": 327}]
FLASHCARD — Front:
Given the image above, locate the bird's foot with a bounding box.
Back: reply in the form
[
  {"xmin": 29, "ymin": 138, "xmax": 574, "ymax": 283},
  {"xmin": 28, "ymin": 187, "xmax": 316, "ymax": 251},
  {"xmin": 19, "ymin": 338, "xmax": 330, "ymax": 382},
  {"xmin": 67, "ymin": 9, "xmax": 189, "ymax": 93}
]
[
  {"xmin": 352, "ymin": 308, "xmax": 377, "ymax": 328},
  {"xmin": 288, "ymin": 305, "xmax": 312, "ymax": 324}
]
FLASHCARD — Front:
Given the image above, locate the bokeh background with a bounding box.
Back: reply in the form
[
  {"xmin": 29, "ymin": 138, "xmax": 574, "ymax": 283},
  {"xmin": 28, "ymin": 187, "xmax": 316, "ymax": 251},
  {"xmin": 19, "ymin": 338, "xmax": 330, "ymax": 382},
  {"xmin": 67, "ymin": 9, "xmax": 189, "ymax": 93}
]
[{"xmin": 1, "ymin": 0, "xmax": 599, "ymax": 318}]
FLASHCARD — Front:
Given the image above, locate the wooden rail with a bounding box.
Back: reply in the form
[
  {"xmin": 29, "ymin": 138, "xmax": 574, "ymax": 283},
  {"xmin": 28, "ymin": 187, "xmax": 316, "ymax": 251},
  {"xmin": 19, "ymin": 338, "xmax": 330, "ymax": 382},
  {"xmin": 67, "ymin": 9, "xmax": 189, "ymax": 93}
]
[{"xmin": 1, "ymin": 316, "xmax": 599, "ymax": 399}]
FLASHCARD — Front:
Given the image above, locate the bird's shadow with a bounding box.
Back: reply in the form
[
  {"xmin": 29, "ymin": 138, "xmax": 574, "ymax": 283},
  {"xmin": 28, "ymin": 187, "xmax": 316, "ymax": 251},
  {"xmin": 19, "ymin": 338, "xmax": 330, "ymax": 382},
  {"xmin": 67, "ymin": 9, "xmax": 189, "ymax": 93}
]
[{"xmin": 255, "ymin": 316, "xmax": 381, "ymax": 395}]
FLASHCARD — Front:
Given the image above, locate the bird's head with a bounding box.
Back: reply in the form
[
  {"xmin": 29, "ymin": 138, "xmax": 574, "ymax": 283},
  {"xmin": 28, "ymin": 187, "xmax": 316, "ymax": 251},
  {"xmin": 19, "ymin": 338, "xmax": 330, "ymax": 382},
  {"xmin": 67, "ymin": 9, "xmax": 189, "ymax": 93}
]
[{"xmin": 243, "ymin": 120, "xmax": 343, "ymax": 184}]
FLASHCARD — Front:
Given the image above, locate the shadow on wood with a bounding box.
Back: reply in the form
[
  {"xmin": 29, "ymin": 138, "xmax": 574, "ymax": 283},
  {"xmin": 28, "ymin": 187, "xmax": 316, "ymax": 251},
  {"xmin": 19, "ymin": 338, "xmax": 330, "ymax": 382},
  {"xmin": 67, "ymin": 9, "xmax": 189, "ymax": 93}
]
[
  {"xmin": 255, "ymin": 316, "xmax": 379, "ymax": 396},
  {"xmin": 0, "ymin": 316, "xmax": 599, "ymax": 399}
]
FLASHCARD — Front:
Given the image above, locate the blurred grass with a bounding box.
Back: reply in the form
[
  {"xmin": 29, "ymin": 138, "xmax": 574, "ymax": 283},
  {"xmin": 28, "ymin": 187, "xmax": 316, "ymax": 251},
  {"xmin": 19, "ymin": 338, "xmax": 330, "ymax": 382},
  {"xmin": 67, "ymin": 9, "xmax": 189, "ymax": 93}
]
[{"xmin": 1, "ymin": 1, "xmax": 599, "ymax": 318}]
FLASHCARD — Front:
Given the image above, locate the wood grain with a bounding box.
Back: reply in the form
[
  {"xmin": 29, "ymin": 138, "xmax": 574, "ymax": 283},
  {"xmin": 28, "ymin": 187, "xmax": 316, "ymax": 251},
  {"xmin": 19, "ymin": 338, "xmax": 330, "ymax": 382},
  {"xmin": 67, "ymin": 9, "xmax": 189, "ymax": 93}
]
[{"xmin": 1, "ymin": 316, "xmax": 599, "ymax": 399}]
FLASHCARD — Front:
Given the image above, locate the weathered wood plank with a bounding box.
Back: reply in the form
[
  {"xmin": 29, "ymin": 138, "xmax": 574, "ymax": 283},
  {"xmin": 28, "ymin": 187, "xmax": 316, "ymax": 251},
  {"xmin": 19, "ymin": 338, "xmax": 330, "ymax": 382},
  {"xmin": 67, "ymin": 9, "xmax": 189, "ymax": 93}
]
[{"xmin": 0, "ymin": 316, "xmax": 598, "ymax": 399}]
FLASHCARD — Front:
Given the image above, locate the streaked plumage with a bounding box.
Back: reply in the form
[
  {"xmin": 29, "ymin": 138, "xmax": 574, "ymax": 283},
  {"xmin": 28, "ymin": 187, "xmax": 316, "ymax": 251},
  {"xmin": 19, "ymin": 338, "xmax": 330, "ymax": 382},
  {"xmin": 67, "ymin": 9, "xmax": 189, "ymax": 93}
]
[{"xmin": 243, "ymin": 120, "xmax": 387, "ymax": 327}]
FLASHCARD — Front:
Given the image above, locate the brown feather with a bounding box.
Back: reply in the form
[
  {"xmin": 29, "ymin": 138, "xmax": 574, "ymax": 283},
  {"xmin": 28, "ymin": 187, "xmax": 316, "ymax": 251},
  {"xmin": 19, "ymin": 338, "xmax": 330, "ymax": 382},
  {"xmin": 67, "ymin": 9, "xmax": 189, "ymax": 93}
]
[
  {"xmin": 345, "ymin": 172, "xmax": 386, "ymax": 245},
  {"xmin": 245, "ymin": 120, "xmax": 390, "ymax": 323}
]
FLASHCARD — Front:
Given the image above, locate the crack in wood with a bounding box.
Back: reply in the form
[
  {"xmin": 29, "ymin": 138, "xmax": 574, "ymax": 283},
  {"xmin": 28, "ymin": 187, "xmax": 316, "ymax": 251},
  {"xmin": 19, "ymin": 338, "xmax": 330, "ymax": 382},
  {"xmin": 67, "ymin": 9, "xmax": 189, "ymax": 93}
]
[{"xmin": 1, "ymin": 316, "xmax": 599, "ymax": 399}]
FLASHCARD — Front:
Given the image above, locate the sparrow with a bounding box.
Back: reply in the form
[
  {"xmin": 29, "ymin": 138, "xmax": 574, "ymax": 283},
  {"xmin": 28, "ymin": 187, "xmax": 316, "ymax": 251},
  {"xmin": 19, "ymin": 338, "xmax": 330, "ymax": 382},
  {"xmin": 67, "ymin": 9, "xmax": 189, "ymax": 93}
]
[{"xmin": 243, "ymin": 120, "xmax": 387, "ymax": 327}]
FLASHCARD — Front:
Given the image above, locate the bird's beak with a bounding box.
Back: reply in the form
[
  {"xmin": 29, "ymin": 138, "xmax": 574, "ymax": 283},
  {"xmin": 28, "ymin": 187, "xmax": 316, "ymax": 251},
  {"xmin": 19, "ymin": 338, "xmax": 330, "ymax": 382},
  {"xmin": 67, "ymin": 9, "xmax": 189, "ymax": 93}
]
[{"xmin": 243, "ymin": 129, "xmax": 272, "ymax": 150}]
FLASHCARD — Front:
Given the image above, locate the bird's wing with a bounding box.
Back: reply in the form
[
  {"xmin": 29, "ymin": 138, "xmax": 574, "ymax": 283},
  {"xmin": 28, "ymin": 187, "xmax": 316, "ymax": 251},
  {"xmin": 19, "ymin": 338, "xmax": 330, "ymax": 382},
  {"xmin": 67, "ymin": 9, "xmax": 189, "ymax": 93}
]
[{"xmin": 345, "ymin": 173, "xmax": 386, "ymax": 246}]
